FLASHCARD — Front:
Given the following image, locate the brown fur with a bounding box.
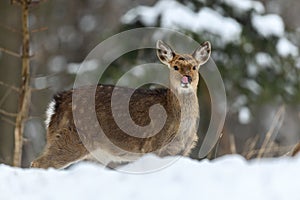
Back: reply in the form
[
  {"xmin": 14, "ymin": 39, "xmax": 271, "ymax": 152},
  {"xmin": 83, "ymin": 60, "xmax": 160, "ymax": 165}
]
[{"xmin": 31, "ymin": 40, "xmax": 211, "ymax": 169}]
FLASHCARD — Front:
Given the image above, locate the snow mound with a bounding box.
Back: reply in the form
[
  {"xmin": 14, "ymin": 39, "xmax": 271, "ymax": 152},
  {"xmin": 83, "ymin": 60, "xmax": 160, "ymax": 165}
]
[{"xmin": 1, "ymin": 154, "xmax": 300, "ymax": 200}]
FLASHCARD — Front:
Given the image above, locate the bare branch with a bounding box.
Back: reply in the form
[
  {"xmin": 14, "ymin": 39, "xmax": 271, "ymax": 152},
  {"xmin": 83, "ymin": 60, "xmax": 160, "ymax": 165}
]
[
  {"xmin": 0, "ymin": 81, "xmax": 20, "ymax": 93},
  {"xmin": 33, "ymin": 0, "xmax": 48, "ymax": 5},
  {"xmin": 31, "ymin": 26, "xmax": 48, "ymax": 33},
  {"xmin": 0, "ymin": 116, "xmax": 16, "ymax": 126},
  {"xmin": 0, "ymin": 109, "xmax": 17, "ymax": 117},
  {"xmin": 27, "ymin": 116, "xmax": 43, "ymax": 120},
  {"xmin": 0, "ymin": 23, "xmax": 21, "ymax": 34},
  {"xmin": 31, "ymin": 86, "xmax": 51, "ymax": 92},
  {"xmin": 10, "ymin": 0, "xmax": 22, "ymax": 5},
  {"xmin": 0, "ymin": 47, "xmax": 20, "ymax": 58},
  {"xmin": 0, "ymin": 88, "xmax": 13, "ymax": 107}
]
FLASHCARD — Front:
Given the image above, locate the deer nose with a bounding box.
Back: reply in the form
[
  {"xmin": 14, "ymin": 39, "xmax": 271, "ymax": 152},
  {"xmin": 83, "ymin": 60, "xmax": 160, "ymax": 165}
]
[{"xmin": 181, "ymin": 75, "xmax": 192, "ymax": 84}]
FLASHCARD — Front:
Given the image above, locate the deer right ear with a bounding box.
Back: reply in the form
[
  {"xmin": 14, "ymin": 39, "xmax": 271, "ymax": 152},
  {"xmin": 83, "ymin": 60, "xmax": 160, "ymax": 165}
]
[{"xmin": 156, "ymin": 40, "xmax": 175, "ymax": 66}]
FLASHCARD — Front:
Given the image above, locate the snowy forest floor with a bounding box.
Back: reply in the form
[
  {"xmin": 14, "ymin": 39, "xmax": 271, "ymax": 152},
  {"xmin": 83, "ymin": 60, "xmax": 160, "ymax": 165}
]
[{"xmin": 1, "ymin": 154, "xmax": 300, "ymax": 200}]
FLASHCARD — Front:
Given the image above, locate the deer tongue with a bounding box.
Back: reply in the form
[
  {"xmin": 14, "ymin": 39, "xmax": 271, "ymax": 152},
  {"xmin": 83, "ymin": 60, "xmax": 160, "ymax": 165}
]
[{"xmin": 181, "ymin": 76, "xmax": 189, "ymax": 84}]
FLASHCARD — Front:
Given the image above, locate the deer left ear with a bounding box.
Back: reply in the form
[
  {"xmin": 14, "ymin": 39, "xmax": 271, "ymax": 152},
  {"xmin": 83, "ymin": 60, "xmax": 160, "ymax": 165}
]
[{"xmin": 192, "ymin": 41, "xmax": 211, "ymax": 66}]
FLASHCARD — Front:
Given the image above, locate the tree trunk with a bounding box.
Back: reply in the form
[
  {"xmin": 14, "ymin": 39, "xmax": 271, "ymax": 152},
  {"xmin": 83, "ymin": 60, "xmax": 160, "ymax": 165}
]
[{"xmin": 13, "ymin": 0, "xmax": 31, "ymax": 167}]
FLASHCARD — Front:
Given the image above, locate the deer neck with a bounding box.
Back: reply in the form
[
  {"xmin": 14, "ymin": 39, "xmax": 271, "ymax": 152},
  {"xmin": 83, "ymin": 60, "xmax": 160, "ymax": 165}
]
[{"xmin": 167, "ymin": 86, "xmax": 199, "ymax": 119}]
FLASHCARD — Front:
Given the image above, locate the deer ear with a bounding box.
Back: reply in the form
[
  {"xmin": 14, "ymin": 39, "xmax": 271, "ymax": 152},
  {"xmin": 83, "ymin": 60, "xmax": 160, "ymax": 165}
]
[
  {"xmin": 192, "ymin": 41, "xmax": 211, "ymax": 66},
  {"xmin": 156, "ymin": 40, "xmax": 175, "ymax": 66}
]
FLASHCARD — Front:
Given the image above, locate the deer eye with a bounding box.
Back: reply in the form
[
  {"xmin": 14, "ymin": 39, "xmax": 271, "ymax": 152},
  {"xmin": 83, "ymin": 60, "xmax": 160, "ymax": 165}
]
[
  {"xmin": 192, "ymin": 66, "xmax": 197, "ymax": 70},
  {"xmin": 174, "ymin": 66, "xmax": 179, "ymax": 71}
]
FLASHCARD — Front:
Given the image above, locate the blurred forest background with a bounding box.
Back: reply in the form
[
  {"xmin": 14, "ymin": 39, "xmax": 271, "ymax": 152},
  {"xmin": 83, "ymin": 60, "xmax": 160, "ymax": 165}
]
[{"xmin": 0, "ymin": 0, "xmax": 300, "ymax": 167}]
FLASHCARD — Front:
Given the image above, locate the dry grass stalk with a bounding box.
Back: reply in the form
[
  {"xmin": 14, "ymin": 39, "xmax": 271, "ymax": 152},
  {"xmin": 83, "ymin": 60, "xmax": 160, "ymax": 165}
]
[
  {"xmin": 292, "ymin": 143, "xmax": 300, "ymax": 156},
  {"xmin": 229, "ymin": 133, "xmax": 237, "ymax": 154},
  {"xmin": 256, "ymin": 105, "xmax": 285, "ymax": 159},
  {"xmin": 245, "ymin": 144, "xmax": 295, "ymax": 158},
  {"xmin": 243, "ymin": 135, "xmax": 259, "ymax": 159}
]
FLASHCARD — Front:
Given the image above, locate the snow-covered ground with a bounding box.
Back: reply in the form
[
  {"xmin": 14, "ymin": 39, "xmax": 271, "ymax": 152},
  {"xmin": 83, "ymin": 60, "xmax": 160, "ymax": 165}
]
[{"xmin": 1, "ymin": 154, "xmax": 300, "ymax": 200}]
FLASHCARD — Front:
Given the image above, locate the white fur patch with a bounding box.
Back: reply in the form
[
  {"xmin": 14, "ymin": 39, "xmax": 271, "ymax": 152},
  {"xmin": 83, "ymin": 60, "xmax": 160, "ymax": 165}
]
[
  {"xmin": 89, "ymin": 149, "xmax": 138, "ymax": 166},
  {"xmin": 45, "ymin": 100, "xmax": 56, "ymax": 128},
  {"xmin": 178, "ymin": 86, "xmax": 193, "ymax": 94}
]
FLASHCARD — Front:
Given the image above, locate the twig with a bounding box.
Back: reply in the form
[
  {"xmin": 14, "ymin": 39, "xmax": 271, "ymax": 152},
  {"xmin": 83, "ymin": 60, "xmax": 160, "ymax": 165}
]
[
  {"xmin": 10, "ymin": 0, "xmax": 22, "ymax": 5},
  {"xmin": 0, "ymin": 81, "xmax": 20, "ymax": 93},
  {"xmin": 0, "ymin": 109, "xmax": 17, "ymax": 117},
  {"xmin": 26, "ymin": 116, "xmax": 44, "ymax": 122},
  {"xmin": 31, "ymin": 26, "xmax": 48, "ymax": 33},
  {"xmin": 0, "ymin": 116, "xmax": 16, "ymax": 126},
  {"xmin": 257, "ymin": 105, "xmax": 285, "ymax": 158},
  {"xmin": 0, "ymin": 47, "xmax": 20, "ymax": 58},
  {"xmin": 0, "ymin": 23, "xmax": 21, "ymax": 34},
  {"xmin": 0, "ymin": 88, "xmax": 13, "ymax": 107},
  {"xmin": 31, "ymin": 86, "xmax": 51, "ymax": 92}
]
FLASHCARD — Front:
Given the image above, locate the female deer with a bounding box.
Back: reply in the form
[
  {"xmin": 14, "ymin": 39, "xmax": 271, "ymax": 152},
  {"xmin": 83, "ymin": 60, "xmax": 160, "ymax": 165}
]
[{"xmin": 31, "ymin": 40, "xmax": 211, "ymax": 169}]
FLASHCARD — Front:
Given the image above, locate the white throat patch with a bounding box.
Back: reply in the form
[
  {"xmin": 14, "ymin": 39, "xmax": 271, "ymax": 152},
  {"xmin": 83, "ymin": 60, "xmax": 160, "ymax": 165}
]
[{"xmin": 45, "ymin": 100, "xmax": 56, "ymax": 128}]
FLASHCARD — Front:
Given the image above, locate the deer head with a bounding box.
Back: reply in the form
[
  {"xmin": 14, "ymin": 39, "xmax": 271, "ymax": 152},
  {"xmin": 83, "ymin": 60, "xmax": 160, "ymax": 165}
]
[{"xmin": 156, "ymin": 40, "xmax": 211, "ymax": 94}]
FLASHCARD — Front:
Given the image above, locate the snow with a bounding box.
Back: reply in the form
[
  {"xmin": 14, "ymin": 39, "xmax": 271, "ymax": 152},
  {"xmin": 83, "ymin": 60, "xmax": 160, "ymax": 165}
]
[
  {"xmin": 239, "ymin": 106, "xmax": 251, "ymax": 124},
  {"xmin": 296, "ymin": 58, "xmax": 300, "ymax": 69},
  {"xmin": 67, "ymin": 59, "xmax": 98, "ymax": 74},
  {"xmin": 79, "ymin": 15, "xmax": 97, "ymax": 33},
  {"xmin": 247, "ymin": 63, "xmax": 258, "ymax": 76},
  {"xmin": 241, "ymin": 79, "xmax": 262, "ymax": 95},
  {"xmin": 47, "ymin": 55, "xmax": 66, "ymax": 73},
  {"xmin": 276, "ymin": 37, "xmax": 299, "ymax": 58},
  {"xmin": 255, "ymin": 52, "xmax": 273, "ymax": 67},
  {"xmin": 1, "ymin": 155, "xmax": 300, "ymax": 200},
  {"xmin": 222, "ymin": 0, "xmax": 265, "ymax": 14},
  {"xmin": 252, "ymin": 14, "xmax": 285, "ymax": 37},
  {"xmin": 122, "ymin": 0, "xmax": 294, "ymax": 54},
  {"xmin": 196, "ymin": 8, "xmax": 242, "ymax": 44},
  {"xmin": 159, "ymin": 1, "xmax": 198, "ymax": 31},
  {"xmin": 121, "ymin": 0, "xmax": 242, "ymax": 45},
  {"xmin": 232, "ymin": 95, "xmax": 248, "ymax": 111}
]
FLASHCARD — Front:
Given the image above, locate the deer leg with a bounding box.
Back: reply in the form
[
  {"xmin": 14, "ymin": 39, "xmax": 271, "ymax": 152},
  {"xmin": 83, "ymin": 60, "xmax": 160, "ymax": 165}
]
[{"xmin": 31, "ymin": 129, "xmax": 89, "ymax": 169}]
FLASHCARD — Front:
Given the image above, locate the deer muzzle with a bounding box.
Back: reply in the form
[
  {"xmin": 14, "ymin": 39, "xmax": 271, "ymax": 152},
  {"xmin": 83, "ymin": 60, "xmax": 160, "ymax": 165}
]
[{"xmin": 181, "ymin": 75, "xmax": 192, "ymax": 88}]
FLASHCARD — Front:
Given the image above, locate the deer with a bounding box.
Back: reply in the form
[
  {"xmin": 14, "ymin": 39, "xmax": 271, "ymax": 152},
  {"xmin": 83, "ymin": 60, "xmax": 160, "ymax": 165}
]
[{"xmin": 30, "ymin": 40, "xmax": 212, "ymax": 169}]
